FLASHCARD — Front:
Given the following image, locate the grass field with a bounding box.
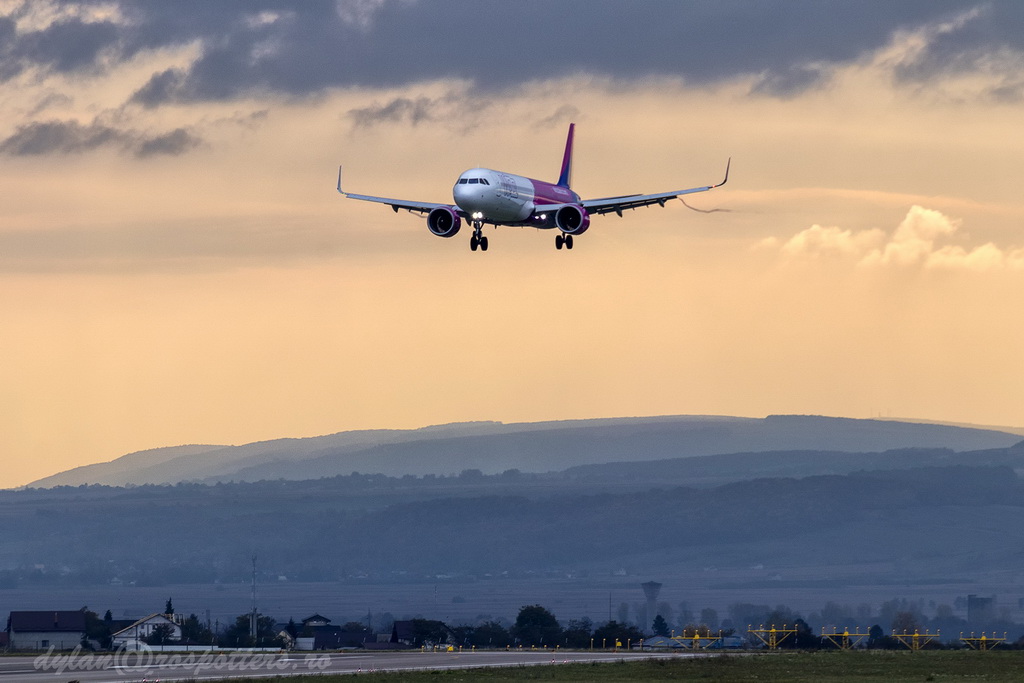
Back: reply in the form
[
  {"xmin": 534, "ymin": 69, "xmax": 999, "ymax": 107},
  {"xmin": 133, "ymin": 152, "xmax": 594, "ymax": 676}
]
[{"xmin": 227, "ymin": 651, "xmax": 1024, "ymax": 682}]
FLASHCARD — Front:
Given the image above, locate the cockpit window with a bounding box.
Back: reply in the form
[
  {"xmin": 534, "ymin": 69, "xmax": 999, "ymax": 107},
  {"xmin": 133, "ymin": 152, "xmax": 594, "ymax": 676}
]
[
  {"xmin": 458, "ymin": 179, "xmax": 468, "ymax": 184},
  {"xmin": 459, "ymin": 177, "xmax": 490, "ymax": 185},
  {"xmin": 468, "ymin": 178, "xmax": 479, "ymax": 184}
]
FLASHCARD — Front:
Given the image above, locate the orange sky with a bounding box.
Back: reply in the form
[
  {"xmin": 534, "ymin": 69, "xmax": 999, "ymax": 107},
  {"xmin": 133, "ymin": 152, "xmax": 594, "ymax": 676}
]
[{"xmin": 1, "ymin": 3, "xmax": 1023, "ymax": 488}]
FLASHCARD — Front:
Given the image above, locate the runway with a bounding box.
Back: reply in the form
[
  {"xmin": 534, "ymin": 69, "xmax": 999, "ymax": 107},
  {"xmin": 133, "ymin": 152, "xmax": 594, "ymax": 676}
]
[{"xmin": 0, "ymin": 649, "xmax": 697, "ymax": 682}]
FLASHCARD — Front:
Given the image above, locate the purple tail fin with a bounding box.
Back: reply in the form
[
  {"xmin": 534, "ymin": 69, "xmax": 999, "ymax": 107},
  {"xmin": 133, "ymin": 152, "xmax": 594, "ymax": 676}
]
[{"xmin": 557, "ymin": 123, "xmax": 575, "ymax": 188}]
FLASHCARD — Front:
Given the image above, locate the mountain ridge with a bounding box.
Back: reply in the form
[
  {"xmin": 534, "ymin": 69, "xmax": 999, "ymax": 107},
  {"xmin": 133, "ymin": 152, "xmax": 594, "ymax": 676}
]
[{"xmin": 26, "ymin": 414, "xmax": 1023, "ymax": 489}]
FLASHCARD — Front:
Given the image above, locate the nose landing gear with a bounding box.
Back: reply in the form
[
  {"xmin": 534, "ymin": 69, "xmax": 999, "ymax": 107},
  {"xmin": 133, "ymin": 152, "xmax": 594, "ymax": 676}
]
[
  {"xmin": 555, "ymin": 233, "xmax": 574, "ymax": 250},
  {"xmin": 469, "ymin": 221, "xmax": 488, "ymax": 251}
]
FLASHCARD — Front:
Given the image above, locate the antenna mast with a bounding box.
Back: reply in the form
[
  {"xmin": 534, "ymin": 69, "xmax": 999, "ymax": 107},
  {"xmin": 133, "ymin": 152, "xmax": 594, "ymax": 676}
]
[{"xmin": 250, "ymin": 555, "xmax": 257, "ymax": 643}]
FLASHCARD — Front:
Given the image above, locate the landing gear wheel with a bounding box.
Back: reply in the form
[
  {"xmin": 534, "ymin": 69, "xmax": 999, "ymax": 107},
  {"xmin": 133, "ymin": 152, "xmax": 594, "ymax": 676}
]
[
  {"xmin": 555, "ymin": 234, "xmax": 564, "ymax": 250},
  {"xmin": 471, "ymin": 221, "xmax": 486, "ymax": 253},
  {"xmin": 565, "ymin": 234, "xmax": 574, "ymax": 250}
]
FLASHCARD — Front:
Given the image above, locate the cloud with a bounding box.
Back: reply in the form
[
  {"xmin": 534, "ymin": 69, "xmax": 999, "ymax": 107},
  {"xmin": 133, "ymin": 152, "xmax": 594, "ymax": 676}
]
[
  {"xmin": 134, "ymin": 127, "xmax": 202, "ymax": 158},
  {"xmin": 780, "ymin": 224, "xmax": 885, "ymax": 258},
  {"xmin": 861, "ymin": 205, "xmax": 958, "ymax": 266},
  {"xmin": 6, "ymin": 0, "xmax": 125, "ymax": 34},
  {"xmin": 344, "ymin": 89, "xmax": 511, "ymax": 133},
  {"xmin": 348, "ymin": 96, "xmax": 438, "ymax": 128},
  {"xmin": 0, "ymin": 119, "xmax": 122, "ymax": 155},
  {"xmin": 0, "ymin": 2, "xmax": 129, "ymax": 81},
  {"xmin": 0, "ymin": 118, "xmax": 202, "ymax": 158},
  {"xmin": 750, "ymin": 63, "xmax": 832, "ymax": 98},
  {"xmin": 334, "ymin": 0, "xmax": 400, "ymax": 32},
  {"xmin": 28, "ymin": 91, "xmax": 74, "ymax": 115},
  {"xmin": 129, "ymin": 67, "xmax": 187, "ymax": 108},
  {"xmin": 7, "ymin": 1, "xmax": 1015, "ymax": 105},
  {"xmin": 776, "ymin": 205, "xmax": 1024, "ymax": 271},
  {"xmin": 534, "ymin": 105, "xmax": 580, "ymax": 129},
  {"xmin": 866, "ymin": 5, "xmax": 1024, "ymax": 102}
]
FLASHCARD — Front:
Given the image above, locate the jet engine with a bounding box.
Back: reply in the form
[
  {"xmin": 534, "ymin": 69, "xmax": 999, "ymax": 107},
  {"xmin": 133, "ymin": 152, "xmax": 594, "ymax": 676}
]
[
  {"xmin": 555, "ymin": 204, "xmax": 590, "ymax": 235},
  {"xmin": 426, "ymin": 206, "xmax": 461, "ymax": 237}
]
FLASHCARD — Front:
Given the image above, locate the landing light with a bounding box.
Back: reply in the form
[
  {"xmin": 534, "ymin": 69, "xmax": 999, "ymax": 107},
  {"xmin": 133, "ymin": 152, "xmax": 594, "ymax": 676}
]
[{"xmin": 472, "ymin": 212, "xmax": 483, "ymax": 220}]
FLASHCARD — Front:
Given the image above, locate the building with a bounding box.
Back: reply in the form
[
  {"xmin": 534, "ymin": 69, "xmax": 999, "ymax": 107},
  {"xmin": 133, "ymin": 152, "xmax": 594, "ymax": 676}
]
[
  {"xmin": 111, "ymin": 614, "xmax": 183, "ymax": 650},
  {"xmin": 301, "ymin": 614, "xmax": 331, "ymax": 630},
  {"xmin": 7, "ymin": 610, "xmax": 88, "ymax": 650},
  {"xmin": 967, "ymin": 595, "xmax": 997, "ymax": 625}
]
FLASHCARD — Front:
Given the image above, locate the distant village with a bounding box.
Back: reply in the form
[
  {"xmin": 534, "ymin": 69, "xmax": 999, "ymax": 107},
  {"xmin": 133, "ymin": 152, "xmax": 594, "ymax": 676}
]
[
  {"xmin": 5, "ymin": 587, "xmax": 1024, "ymax": 653},
  {"xmin": 3, "ymin": 603, "xmax": 462, "ymax": 653}
]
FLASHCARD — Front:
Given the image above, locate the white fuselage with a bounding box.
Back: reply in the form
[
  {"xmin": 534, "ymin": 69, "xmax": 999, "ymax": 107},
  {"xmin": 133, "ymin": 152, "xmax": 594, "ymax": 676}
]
[
  {"xmin": 452, "ymin": 168, "xmax": 581, "ymax": 230},
  {"xmin": 452, "ymin": 168, "xmax": 535, "ymax": 223}
]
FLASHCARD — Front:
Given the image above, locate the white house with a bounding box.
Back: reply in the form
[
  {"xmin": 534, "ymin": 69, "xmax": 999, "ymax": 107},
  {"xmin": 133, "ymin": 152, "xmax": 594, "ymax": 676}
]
[
  {"xmin": 7, "ymin": 610, "xmax": 88, "ymax": 650},
  {"xmin": 112, "ymin": 614, "xmax": 182, "ymax": 650}
]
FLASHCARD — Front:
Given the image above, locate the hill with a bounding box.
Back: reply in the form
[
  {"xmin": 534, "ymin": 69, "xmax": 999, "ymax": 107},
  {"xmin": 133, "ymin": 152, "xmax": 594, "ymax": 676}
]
[
  {"xmin": 26, "ymin": 414, "xmax": 1023, "ymax": 487},
  {"xmin": 4, "ymin": 439, "xmax": 1024, "ymax": 588}
]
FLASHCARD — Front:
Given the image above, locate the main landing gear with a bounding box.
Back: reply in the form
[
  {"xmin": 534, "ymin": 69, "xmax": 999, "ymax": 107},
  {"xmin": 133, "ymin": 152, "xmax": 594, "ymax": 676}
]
[
  {"xmin": 555, "ymin": 233, "xmax": 574, "ymax": 250},
  {"xmin": 469, "ymin": 221, "xmax": 488, "ymax": 251}
]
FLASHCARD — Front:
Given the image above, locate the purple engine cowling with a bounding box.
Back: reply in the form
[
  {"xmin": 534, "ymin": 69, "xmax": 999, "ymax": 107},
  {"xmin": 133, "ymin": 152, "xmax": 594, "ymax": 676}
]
[
  {"xmin": 427, "ymin": 206, "xmax": 461, "ymax": 237},
  {"xmin": 555, "ymin": 204, "xmax": 590, "ymax": 235}
]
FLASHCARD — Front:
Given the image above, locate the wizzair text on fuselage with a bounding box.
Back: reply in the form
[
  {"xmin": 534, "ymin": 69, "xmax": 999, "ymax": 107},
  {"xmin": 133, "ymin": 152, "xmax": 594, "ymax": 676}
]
[{"xmin": 337, "ymin": 123, "xmax": 729, "ymax": 251}]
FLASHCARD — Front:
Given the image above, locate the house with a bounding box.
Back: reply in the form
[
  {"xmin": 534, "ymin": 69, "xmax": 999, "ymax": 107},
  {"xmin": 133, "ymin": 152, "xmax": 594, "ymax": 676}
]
[
  {"xmin": 111, "ymin": 614, "xmax": 182, "ymax": 650},
  {"xmin": 7, "ymin": 610, "xmax": 88, "ymax": 650},
  {"xmin": 275, "ymin": 622, "xmax": 296, "ymax": 650},
  {"xmin": 301, "ymin": 614, "xmax": 331, "ymax": 630},
  {"xmin": 284, "ymin": 614, "xmax": 334, "ymax": 650}
]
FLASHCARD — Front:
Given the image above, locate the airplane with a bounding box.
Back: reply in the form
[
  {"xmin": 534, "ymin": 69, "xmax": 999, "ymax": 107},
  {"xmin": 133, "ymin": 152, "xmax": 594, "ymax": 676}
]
[{"xmin": 336, "ymin": 123, "xmax": 729, "ymax": 251}]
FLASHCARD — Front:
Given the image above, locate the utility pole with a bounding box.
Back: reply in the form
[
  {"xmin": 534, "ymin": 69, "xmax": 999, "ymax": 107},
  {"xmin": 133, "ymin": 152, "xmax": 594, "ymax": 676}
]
[{"xmin": 250, "ymin": 555, "xmax": 258, "ymax": 643}]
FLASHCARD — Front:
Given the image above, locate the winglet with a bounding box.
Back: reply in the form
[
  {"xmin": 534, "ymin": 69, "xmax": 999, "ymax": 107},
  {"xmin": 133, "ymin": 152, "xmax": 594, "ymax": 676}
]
[
  {"xmin": 714, "ymin": 158, "xmax": 731, "ymax": 188},
  {"xmin": 556, "ymin": 123, "xmax": 575, "ymax": 189},
  {"xmin": 337, "ymin": 165, "xmax": 344, "ymax": 195}
]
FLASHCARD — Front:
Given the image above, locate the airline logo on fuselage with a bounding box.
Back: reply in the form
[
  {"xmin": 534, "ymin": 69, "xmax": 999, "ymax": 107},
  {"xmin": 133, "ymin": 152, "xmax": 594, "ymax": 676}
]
[{"xmin": 498, "ymin": 174, "xmax": 519, "ymax": 199}]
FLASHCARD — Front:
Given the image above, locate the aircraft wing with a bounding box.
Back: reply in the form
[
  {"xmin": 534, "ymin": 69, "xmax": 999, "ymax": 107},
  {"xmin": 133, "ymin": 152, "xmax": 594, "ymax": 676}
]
[
  {"xmin": 337, "ymin": 166, "xmax": 453, "ymax": 216},
  {"xmin": 574, "ymin": 159, "xmax": 730, "ymax": 217}
]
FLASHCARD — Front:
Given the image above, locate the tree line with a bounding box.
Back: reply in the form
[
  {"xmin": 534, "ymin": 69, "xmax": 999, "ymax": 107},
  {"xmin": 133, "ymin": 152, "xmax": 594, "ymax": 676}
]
[{"xmin": 70, "ymin": 596, "xmax": 1024, "ymax": 651}]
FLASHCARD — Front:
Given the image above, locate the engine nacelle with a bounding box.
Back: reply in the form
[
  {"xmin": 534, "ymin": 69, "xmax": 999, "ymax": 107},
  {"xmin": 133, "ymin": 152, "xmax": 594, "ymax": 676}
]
[
  {"xmin": 427, "ymin": 206, "xmax": 461, "ymax": 237},
  {"xmin": 555, "ymin": 204, "xmax": 590, "ymax": 235}
]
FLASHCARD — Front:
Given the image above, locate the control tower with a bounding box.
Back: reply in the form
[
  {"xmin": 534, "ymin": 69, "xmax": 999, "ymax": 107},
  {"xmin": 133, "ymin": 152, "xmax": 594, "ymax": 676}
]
[{"xmin": 641, "ymin": 581, "xmax": 662, "ymax": 630}]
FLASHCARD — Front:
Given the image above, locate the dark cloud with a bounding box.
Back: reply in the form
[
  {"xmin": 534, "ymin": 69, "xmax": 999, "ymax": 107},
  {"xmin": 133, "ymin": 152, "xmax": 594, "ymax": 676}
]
[
  {"xmin": 0, "ymin": 11, "xmax": 128, "ymax": 82},
  {"xmin": 5, "ymin": 1, "xmax": 1023, "ymax": 104},
  {"xmin": 348, "ymin": 96, "xmax": 439, "ymax": 128},
  {"xmin": 890, "ymin": 6, "xmax": 1013, "ymax": 82},
  {"xmin": 989, "ymin": 81, "xmax": 1024, "ymax": 103},
  {"xmin": 0, "ymin": 120, "xmax": 122, "ymax": 155},
  {"xmin": 0, "ymin": 119, "xmax": 203, "ymax": 158},
  {"xmin": 0, "ymin": 17, "xmax": 20, "ymax": 80},
  {"xmin": 129, "ymin": 68, "xmax": 188, "ymax": 108},
  {"xmin": 134, "ymin": 127, "xmax": 203, "ymax": 158},
  {"xmin": 125, "ymin": 0, "xmax": 987, "ymax": 101},
  {"xmin": 535, "ymin": 105, "xmax": 581, "ymax": 129},
  {"xmin": 14, "ymin": 17, "xmax": 120, "ymax": 72},
  {"xmin": 28, "ymin": 92, "xmax": 74, "ymax": 116},
  {"xmin": 750, "ymin": 64, "xmax": 831, "ymax": 99}
]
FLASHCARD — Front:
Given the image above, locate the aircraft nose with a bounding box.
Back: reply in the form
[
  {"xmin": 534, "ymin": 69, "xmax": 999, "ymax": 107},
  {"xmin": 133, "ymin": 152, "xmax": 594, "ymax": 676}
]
[{"xmin": 453, "ymin": 179, "xmax": 485, "ymax": 211}]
